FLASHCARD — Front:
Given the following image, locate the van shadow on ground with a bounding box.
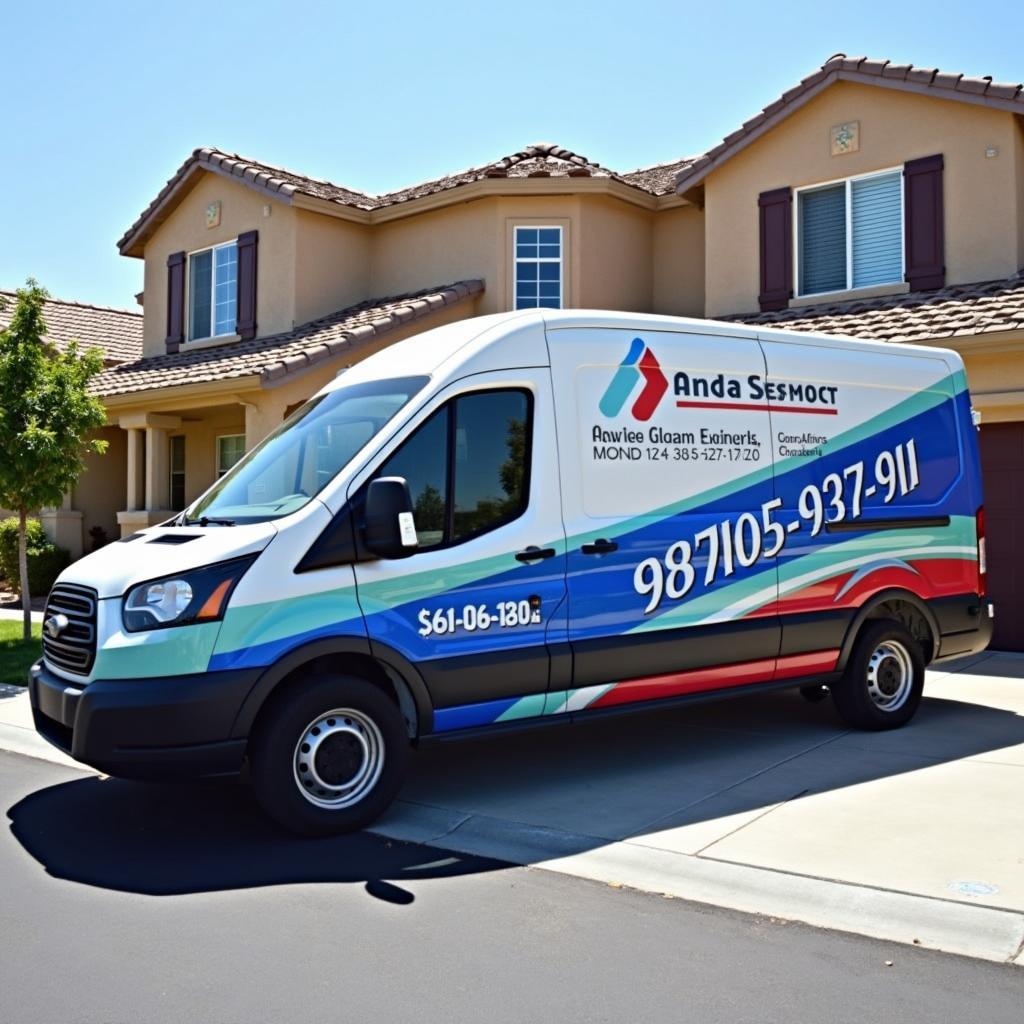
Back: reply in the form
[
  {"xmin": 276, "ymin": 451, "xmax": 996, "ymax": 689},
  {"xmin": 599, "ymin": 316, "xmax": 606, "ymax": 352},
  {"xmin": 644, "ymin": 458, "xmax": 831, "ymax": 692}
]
[{"xmin": 8, "ymin": 664, "xmax": 1024, "ymax": 898}]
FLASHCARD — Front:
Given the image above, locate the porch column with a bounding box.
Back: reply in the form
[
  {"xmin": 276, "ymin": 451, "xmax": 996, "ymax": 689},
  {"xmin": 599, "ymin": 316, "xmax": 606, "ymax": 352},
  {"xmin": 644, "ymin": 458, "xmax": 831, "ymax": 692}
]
[
  {"xmin": 126, "ymin": 427, "xmax": 145, "ymax": 512},
  {"xmin": 116, "ymin": 413, "xmax": 181, "ymax": 536},
  {"xmin": 39, "ymin": 491, "xmax": 84, "ymax": 560},
  {"xmin": 144, "ymin": 426, "xmax": 170, "ymax": 510}
]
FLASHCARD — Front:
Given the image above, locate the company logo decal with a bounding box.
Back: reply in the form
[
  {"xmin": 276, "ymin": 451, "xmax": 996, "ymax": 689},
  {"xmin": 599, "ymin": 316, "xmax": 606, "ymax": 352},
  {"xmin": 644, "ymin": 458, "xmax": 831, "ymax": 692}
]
[{"xmin": 600, "ymin": 338, "xmax": 669, "ymax": 422}]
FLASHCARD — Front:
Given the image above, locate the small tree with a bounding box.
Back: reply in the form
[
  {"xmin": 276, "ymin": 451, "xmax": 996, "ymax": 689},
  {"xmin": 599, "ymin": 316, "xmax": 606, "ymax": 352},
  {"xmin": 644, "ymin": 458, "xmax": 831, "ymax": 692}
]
[{"xmin": 0, "ymin": 281, "xmax": 108, "ymax": 638}]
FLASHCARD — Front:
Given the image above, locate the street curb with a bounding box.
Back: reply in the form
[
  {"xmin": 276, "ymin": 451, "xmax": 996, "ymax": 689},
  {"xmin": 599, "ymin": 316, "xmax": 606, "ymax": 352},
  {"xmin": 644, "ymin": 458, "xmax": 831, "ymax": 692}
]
[
  {"xmin": 373, "ymin": 806, "xmax": 1024, "ymax": 966},
  {"xmin": 0, "ymin": 722, "xmax": 90, "ymax": 773}
]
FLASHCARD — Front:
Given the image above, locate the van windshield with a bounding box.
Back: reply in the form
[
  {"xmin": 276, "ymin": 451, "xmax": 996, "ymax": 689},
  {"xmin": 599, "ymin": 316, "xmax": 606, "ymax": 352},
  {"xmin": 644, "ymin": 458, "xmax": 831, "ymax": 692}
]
[{"xmin": 182, "ymin": 376, "xmax": 429, "ymax": 525}]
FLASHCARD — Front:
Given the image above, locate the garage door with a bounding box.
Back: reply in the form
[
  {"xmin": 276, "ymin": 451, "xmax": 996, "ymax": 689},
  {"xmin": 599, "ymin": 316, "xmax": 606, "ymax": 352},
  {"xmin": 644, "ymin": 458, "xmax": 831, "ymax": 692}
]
[{"xmin": 979, "ymin": 423, "xmax": 1024, "ymax": 651}]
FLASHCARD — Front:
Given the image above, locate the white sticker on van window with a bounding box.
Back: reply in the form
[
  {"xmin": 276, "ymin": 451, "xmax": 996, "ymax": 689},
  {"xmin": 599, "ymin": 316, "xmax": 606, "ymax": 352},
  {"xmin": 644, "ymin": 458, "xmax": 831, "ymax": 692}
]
[{"xmin": 398, "ymin": 512, "xmax": 418, "ymax": 547}]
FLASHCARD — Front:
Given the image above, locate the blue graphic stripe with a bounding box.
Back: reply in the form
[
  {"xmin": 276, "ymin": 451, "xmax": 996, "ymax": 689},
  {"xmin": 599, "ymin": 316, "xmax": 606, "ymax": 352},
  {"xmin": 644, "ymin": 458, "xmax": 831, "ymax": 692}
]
[
  {"xmin": 208, "ymin": 614, "xmax": 366, "ymax": 670},
  {"xmin": 599, "ymin": 337, "xmax": 645, "ymax": 418},
  {"xmin": 433, "ymin": 696, "xmax": 521, "ymax": 731}
]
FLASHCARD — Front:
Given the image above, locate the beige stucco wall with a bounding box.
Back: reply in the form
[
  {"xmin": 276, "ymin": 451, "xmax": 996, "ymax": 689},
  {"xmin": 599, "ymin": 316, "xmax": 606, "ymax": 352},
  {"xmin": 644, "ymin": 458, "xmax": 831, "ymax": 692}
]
[
  {"xmin": 652, "ymin": 204, "xmax": 705, "ymax": 317},
  {"xmin": 575, "ymin": 196, "xmax": 653, "ymax": 312},
  {"xmin": 293, "ymin": 209, "xmax": 371, "ymax": 325},
  {"xmin": 703, "ymin": 82, "xmax": 1024, "ymax": 317},
  {"xmin": 1015, "ymin": 116, "xmax": 1024, "ymax": 268},
  {"xmin": 73, "ymin": 427, "xmax": 126, "ymax": 548},
  {"xmin": 953, "ymin": 341, "xmax": 1024, "ymax": 423},
  {"xmin": 369, "ymin": 193, "xmax": 665, "ymax": 315},
  {"xmin": 141, "ymin": 173, "xmax": 298, "ymax": 356},
  {"xmin": 370, "ymin": 197, "xmax": 505, "ymax": 312}
]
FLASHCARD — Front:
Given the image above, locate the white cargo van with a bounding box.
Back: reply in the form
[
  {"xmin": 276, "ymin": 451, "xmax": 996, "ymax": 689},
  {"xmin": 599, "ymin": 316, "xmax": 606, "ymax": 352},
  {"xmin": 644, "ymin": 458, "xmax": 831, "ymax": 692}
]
[{"xmin": 30, "ymin": 310, "xmax": 992, "ymax": 835}]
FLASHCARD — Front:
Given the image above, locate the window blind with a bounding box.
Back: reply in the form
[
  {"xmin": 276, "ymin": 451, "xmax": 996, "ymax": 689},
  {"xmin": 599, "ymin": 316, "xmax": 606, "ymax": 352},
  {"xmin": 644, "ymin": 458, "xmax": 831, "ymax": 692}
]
[
  {"xmin": 799, "ymin": 184, "xmax": 846, "ymax": 295},
  {"xmin": 852, "ymin": 172, "xmax": 902, "ymax": 288}
]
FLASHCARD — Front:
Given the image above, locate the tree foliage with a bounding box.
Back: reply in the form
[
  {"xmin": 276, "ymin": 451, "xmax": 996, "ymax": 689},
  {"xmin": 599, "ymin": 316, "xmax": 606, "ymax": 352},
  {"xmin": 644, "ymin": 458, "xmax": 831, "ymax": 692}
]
[{"xmin": 0, "ymin": 281, "xmax": 108, "ymax": 636}]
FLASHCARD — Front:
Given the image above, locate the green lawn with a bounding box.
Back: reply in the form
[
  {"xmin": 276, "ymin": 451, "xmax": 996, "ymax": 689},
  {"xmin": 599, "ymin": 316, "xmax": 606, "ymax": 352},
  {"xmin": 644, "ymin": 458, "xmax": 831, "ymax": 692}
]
[{"xmin": 0, "ymin": 620, "xmax": 42, "ymax": 686}]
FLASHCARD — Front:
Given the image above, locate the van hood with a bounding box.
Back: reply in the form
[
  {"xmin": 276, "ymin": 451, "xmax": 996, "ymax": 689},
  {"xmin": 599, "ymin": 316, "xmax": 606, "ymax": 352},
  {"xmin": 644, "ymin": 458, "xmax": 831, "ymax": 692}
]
[{"xmin": 56, "ymin": 523, "xmax": 278, "ymax": 599}]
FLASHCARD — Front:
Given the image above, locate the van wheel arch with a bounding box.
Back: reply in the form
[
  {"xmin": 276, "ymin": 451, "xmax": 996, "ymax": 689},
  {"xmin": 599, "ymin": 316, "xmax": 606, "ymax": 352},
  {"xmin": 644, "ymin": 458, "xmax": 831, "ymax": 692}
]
[
  {"xmin": 231, "ymin": 638, "xmax": 433, "ymax": 742},
  {"xmin": 837, "ymin": 588, "xmax": 938, "ymax": 671}
]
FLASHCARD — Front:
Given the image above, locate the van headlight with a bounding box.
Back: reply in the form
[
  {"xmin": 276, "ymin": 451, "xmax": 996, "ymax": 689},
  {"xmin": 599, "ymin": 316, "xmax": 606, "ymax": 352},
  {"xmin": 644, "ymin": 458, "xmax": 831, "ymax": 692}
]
[{"xmin": 122, "ymin": 556, "xmax": 255, "ymax": 633}]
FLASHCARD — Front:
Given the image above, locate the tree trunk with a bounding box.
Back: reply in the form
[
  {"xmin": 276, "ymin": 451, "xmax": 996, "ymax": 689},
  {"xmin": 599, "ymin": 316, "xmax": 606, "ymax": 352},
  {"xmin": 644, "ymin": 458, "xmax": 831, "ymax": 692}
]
[{"xmin": 18, "ymin": 508, "xmax": 31, "ymax": 641}]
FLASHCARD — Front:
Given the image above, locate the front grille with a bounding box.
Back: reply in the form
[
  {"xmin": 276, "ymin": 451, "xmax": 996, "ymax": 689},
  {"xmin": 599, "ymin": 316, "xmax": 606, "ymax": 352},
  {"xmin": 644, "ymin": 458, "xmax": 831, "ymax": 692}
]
[{"xmin": 42, "ymin": 583, "xmax": 97, "ymax": 677}]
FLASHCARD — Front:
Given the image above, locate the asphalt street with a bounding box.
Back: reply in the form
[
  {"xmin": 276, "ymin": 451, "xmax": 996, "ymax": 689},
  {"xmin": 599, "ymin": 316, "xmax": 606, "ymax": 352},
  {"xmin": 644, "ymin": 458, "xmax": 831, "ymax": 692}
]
[{"xmin": 1, "ymin": 750, "xmax": 1021, "ymax": 1023}]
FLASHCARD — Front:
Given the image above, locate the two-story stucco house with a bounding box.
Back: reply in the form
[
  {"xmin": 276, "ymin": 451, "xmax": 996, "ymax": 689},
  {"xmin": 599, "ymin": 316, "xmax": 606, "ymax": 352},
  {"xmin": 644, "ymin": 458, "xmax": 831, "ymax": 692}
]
[{"xmin": 7, "ymin": 53, "xmax": 1024, "ymax": 648}]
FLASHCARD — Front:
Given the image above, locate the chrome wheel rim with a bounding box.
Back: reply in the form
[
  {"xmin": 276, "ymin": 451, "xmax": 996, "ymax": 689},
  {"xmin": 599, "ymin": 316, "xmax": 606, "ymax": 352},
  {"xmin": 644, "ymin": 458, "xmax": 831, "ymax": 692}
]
[
  {"xmin": 293, "ymin": 708, "xmax": 385, "ymax": 809},
  {"xmin": 866, "ymin": 640, "xmax": 914, "ymax": 711}
]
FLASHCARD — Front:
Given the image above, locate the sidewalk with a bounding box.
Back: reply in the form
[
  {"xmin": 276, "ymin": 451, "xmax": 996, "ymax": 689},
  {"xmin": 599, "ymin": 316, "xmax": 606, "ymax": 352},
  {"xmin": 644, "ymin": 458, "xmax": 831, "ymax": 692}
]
[{"xmin": 3, "ymin": 652, "xmax": 1023, "ymax": 964}]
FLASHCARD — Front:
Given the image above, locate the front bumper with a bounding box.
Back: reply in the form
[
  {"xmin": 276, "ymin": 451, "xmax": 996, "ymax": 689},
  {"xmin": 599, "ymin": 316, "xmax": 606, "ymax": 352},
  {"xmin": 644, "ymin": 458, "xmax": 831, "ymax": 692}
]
[{"xmin": 28, "ymin": 661, "xmax": 260, "ymax": 780}]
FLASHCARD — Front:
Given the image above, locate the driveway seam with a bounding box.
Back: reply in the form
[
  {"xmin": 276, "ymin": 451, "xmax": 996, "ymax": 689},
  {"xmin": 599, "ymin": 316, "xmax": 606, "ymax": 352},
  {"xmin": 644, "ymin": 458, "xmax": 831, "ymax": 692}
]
[{"xmin": 692, "ymin": 789, "xmax": 809, "ymax": 857}]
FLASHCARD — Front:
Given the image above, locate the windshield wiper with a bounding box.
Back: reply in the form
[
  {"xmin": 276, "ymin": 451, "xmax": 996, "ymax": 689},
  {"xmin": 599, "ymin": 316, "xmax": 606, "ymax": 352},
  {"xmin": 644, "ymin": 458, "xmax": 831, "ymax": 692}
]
[
  {"xmin": 180, "ymin": 515, "xmax": 236, "ymax": 527},
  {"xmin": 197, "ymin": 516, "xmax": 236, "ymax": 527}
]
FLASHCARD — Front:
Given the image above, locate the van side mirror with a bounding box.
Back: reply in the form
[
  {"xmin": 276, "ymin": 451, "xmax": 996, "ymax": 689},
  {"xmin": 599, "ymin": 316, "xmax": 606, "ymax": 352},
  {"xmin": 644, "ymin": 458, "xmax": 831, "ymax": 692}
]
[{"xmin": 363, "ymin": 477, "xmax": 419, "ymax": 559}]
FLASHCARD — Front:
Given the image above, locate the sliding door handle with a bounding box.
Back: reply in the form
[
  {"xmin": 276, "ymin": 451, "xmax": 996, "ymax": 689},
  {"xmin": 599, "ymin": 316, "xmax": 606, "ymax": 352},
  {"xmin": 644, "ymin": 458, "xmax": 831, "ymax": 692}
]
[
  {"xmin": 580, "ymin": 538, "xmax": 618, "ymax": 555},
  {"xmin": 515, "ymin": 546, "xmax": 557, "ymax": 563}
]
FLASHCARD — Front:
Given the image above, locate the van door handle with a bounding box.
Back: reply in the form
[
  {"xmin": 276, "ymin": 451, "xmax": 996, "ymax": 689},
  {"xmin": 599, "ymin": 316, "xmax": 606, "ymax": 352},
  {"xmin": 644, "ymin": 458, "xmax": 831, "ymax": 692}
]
[
  {"xmin": 515, "ymin": 546, "xmax": 557, "ymax": 563},
  {"xmin": 580, "ymin": 538, "xmax": 618, "ymax": 555}
]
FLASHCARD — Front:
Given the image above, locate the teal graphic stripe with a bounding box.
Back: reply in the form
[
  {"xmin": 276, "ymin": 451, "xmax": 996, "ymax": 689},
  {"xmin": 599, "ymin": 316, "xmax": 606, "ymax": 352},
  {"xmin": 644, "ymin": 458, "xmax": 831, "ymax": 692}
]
[
  {"xmin": 93, "ymin": 621, "xmax": 223, "ymax": 680},
  {"xmin": 214, "ymin": 581, "xmax": 364, "ymax": 655}
]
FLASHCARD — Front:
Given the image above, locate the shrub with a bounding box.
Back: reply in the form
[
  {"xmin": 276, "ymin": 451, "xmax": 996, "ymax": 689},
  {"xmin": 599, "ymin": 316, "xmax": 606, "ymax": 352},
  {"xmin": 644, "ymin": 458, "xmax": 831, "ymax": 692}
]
[{"xmin": 0, "ymin": 517, "xmax": 70, "ymax": 597}]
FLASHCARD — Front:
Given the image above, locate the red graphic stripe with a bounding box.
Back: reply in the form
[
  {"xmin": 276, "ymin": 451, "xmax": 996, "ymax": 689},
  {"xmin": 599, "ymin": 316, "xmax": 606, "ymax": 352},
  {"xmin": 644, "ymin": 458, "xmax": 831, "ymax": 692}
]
[
  {"xmin": 589, "ymin": 650, "xmax": 839, "ymax": 710},
  {"xmin": 632, "ymin": 348, "xmax": 669, "ymax": 422},
  {"xmin": 675, "ymin": 400, "xmax": 838, "ymax": 415}
]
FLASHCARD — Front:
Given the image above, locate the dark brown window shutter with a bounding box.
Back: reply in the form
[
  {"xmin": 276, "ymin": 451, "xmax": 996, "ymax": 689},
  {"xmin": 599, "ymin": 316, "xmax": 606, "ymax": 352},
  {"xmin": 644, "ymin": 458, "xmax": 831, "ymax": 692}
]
[
  {"xmin": 236, "ymin": 230, "xmax": 258, "ymax": 340},
  {"xmin": 903, "ymin": 154, "xmax": 944, "ymax": 291},
  {"xmin": 165, "ymin": 251, "xmax": 186, "ymax": 353},
  {"xmin": 758, "ymin": 187, "xmax": 793, "ymax": 312}
]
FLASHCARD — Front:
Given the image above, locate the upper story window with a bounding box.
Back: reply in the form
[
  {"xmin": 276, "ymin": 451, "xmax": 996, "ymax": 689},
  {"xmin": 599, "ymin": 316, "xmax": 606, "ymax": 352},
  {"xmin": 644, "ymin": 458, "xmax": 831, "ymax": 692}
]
[
  {"xmin": 796, "ymin": 169, "xmax": 903, "ymax": 297},
  {"xmin": 188, "ymin": 240, "xmax": 238, "ymax": 341},
  {"xmin": 514, "ymin": 226, "xmax": 562, "ymax": 310}
]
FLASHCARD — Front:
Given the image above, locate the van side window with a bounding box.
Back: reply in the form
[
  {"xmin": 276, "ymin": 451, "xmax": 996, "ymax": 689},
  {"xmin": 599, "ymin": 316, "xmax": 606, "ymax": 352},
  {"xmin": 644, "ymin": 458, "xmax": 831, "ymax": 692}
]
[
  {"xmin": 376, "ymin": 389, "xmax": 532, "ymax": 550},
  {"xmin": 377, "ymin": 406, "xmax": 449, "ymax": 549}
]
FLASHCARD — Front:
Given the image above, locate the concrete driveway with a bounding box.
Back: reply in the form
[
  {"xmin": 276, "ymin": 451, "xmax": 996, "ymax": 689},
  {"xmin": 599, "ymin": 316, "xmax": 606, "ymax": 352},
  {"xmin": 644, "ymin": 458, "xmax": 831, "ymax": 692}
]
[{"xmin": 4, "ymin": 652, "xmax": 1024, "ymax": 962}]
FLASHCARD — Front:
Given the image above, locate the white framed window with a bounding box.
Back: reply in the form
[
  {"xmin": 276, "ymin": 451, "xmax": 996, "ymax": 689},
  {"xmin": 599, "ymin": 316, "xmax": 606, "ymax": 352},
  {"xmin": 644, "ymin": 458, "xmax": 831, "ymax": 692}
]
[
  {"xmin": 188, "ymin": 240, "xmax": 238, "ymax": 341},
  {"xmin": 795, "ymin": 168, "xmax": 903, "ymax": 298},
  {"xmin": 514, "ymin": 226, "xmax": 562, "ymax": 309},
  {"xmin": 216, "ymin": 434, "xmax": 246, "ymax": 478},
  {"xmin": 169, "ymin": 435, "xmax": 186, "ymax": 510}
]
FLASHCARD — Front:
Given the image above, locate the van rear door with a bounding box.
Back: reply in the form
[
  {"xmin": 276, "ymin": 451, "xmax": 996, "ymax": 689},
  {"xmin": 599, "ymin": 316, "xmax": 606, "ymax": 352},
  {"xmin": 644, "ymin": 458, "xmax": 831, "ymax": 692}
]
[
  {"xmin": 546, "ymin": 325, "xmax": 781, "ymax": 711},
  {"xmin": 756, "ymin": 334, "xmax": 974, "ymax": 665}
]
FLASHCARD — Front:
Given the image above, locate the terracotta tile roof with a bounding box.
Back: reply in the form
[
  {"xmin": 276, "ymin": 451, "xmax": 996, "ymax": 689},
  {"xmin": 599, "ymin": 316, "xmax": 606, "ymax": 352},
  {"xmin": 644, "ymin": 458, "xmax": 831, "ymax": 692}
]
[
  {"xmin": 619, "ymin": 155, "xmax": 699, "ymax": 196},
  {"xmin": 93, "ymin": 280, "xmax": 484, "ymax": 398},
  {"xmin": 377, "ymin": 142, "xmax": 660, "ymax": 206},
  {"xmin": 0, "ymin": 290, "xmax": 143, "ymax": 365},
  {"xmin": 675, "ymin": 54, "xmax": 1024, "ymax": 193},
  {"xmin": 119, "ymin": 143, "xmax": 692, "ymax": 254},
  {"xmin": 731, "ymin": 274, "xmax": 1024, "ymax": 344}
]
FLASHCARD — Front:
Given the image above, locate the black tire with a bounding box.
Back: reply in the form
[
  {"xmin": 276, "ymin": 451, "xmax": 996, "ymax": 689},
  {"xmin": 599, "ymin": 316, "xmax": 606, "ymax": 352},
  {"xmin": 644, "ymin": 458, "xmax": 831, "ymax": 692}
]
[
  {"xmin": 831, "ymin": 620, "xmax": 925, "ymax": 731},
  {"xmin": 250, "ymin": 673, "xmax": 410, "ymax": 837}
]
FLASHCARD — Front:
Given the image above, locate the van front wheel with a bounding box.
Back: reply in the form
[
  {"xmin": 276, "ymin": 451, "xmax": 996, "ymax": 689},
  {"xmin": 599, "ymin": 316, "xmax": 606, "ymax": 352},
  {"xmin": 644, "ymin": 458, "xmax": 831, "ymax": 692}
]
[
  {"xmin": 250, "ymin": 674, "xmax": 410, "ymax": 836},
  {"xmin": 831, "ymin": 620, "xmax": 925, "ymax": 731}
]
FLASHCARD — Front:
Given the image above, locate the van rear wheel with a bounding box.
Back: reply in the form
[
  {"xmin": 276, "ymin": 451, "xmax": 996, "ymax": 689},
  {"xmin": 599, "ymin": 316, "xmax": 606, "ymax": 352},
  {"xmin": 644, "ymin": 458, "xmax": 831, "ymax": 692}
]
[
  {"xmin": 831, "ymin": 620, "xmax": 925, "ymax": 731},
  {"xmin": 250, "ymin": 674, "xmax": 410, "ymax": 836}
]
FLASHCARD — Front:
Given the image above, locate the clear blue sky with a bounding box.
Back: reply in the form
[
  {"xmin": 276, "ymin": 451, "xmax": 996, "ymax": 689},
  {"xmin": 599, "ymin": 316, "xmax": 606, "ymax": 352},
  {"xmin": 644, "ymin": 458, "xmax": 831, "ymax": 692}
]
[{"xmin": 1, "ymin": 1, "xmax": 1020, "ymax": 309}]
